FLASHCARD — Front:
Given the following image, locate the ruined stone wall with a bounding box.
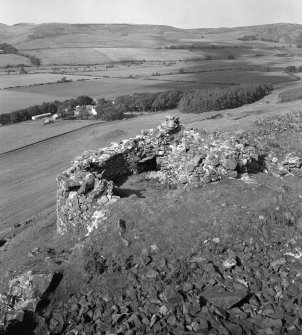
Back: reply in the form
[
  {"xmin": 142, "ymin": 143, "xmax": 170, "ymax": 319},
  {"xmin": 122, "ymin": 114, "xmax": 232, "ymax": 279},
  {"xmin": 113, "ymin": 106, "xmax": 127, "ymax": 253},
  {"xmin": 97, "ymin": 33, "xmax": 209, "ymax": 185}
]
[
  {"xmin": 57, "ymin": 116, "xmax": 263, "ymax": 235},
  {"xmin": 57, "ymin": 117, "xmax": 182, "ymax": 235}
]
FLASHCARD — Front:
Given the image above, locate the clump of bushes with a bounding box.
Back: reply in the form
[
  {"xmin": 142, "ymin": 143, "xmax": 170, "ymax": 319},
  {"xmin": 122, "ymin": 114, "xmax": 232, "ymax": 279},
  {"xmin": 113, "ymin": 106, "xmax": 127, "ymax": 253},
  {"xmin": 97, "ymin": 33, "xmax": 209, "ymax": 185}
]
[
  {"xmin": 57, "ymin": 76, "xmax": 72, "ymax": 83},
  {"xmin": 238, "ymin": 35, "xmax": 258, "ymax": 41},
  {"xmin": 18, "ymin": 53, "xmax": 41, "ymax": 66},
  {"xmin": 0, "ymin": 43, "xmax": 18, "ymax": 54},
  {"xmin": 95, "ymin": 99, "xmax": 124, "ymax": 121},
  {"xmin": 285, "ymin": 65, "xmax": 302, "ymax": 73},
  {"xmin": 178, "ymin": 83, "xmax": 273, "ymax": 114}
]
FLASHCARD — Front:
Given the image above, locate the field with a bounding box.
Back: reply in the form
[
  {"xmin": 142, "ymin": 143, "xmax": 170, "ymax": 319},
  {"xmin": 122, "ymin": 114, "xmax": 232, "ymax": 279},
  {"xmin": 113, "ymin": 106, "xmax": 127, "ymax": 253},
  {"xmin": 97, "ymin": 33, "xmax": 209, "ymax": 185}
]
[
  {"xmin": 0, "ymin": 65, "xmax": 298, "ymax": 115},
  {"xmin": 25, "ymin": 47, "xmax": 202, "ymax": 65},
  {"xmin": 0, "ymin": 78, "xmax": 224, "ymax": 114},
  {"xmin": 0, "ymin": 53, "xmax": 31, "ymax": 66},
  {"xmin": 0, "ymin": 89, "xmax": 65, "ymax": 115},
  {"xmin": 0, "ymin": 73, "xmax": 96, "ymax": 89},
  {"xmin": 153, "ymin": 70, "xmax": 296, "ymax": 84},
  {"xmin": 279, "ymin": 85, "xmax": 302, "ymax": 102}
]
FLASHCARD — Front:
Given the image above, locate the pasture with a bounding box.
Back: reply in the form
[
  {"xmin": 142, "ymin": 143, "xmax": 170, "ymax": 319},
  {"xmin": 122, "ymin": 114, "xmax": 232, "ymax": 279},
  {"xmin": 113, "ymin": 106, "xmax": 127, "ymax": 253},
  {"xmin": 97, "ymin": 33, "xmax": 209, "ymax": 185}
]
[
  {"xmin": 0, "ymin": 73, "xmax": 96, "ymax": 89},
  {"xmin": 279, "ymin": 85, "xmax": 302, "ymax": 102},
  {"xmin": 25, "ymin": 47, "xmax": 202, "ymax": 65},
  {"xmin": 0, "ymin": 89, "xmax": 64, "ymax": 115},
  {"xmin": 155, "ymin": 70, "xmax": 296, "ymax": 84},
  {"xmin": 0, "ymin": 54, "xmax": 31, "ymax": 67}
]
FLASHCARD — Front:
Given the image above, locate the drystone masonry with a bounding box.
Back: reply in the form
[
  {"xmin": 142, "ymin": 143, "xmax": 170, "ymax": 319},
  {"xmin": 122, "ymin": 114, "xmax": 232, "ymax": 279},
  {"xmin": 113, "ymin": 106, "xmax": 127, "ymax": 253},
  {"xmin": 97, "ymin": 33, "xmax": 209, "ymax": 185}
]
[{"xmin": 57, "ymin": 116, "xmax": 263, "ymax": 235}]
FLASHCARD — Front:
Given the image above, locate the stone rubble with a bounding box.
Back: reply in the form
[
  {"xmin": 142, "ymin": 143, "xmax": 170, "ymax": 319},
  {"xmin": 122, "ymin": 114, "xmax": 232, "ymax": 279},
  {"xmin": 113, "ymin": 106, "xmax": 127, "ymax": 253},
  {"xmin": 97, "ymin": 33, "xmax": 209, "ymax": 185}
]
[
  {"xmin": 3, "ymin": 228, "xmax": 302, "ymax": 335},
  {"xmin": 57, "ymin": 116, "xmax": 266, "ymax": 236},
  {"xmin": 0, "ymin": 271, "xmax": 53, "ymax": 328}
]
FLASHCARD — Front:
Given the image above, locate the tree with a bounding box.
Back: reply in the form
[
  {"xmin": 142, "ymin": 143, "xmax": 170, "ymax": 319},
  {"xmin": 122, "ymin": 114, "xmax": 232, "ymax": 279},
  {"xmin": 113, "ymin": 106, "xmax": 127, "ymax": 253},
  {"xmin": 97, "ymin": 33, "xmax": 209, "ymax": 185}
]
[
  {"xmin": 57, "ymin": 99, "xmax": 77, "ymax": 119},
  {"xmin": 19, "ymin": 67, "xmax": 28, "ymax": 74},
  {"xmin": 31, "ymin": 56, "xmax": 41, "ymax": 67},
  {"xmin": 95, "ymin": 99, "xmax": 124, "ymax": 121},
  {"xmin": 75, "ymin": 96, "xmax": 94, "ymax": 106}
]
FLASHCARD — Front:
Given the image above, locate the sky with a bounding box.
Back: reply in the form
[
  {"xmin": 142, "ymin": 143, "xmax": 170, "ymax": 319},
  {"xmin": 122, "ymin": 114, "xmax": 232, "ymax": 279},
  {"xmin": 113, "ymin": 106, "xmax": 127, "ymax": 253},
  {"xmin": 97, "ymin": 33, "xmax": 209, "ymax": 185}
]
[{"xmin": 0, "ymin": 0, "xmax": 302, "ymax": 28}]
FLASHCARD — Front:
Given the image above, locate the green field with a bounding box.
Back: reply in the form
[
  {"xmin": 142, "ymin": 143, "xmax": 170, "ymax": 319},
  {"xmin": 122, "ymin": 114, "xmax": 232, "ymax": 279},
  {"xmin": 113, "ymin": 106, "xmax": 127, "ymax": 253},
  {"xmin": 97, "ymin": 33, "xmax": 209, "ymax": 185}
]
[
  {"xmin": 0, "ymin": 54, "xmax": 31, "ymax": 67},
  {"xmin": 279, "ymin": 85, "xmax": 302, "ymax": 102},
  {"xmin": 0, "ymin": 89, "xmax": 63, "ymax": 115},
  {"xmin": 0, "ymin": 73, "xmax": 95, "ymax": 89},
  {"xmin": 155, "ymin": 70, "xmax": 296, "ymax": 84},
  {"xmin": 24, "ymin": 47, "xmax": 202, "ymax": 65}
]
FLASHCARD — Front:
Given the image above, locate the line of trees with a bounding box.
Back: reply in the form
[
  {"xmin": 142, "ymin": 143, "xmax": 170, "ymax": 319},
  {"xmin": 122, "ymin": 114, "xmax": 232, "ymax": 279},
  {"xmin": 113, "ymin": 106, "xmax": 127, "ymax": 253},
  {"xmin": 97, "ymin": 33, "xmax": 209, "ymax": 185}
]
[
  {"xmin": 165, "ymin": 44, "xmax": 253, "ymax": 50},
  {"xmin": 18, "ymin": 52, "xmax": 41, "ymax": 66},
  {"xmin": 114, "ymin": 90, "xmax": 183, "ymax": 113},
  {"xmin": 0, "ymin": 90, "xmax": 183, "ymax": 125},
  {"xmin": 285, "ymin": 66, "xmax": 302, "ymax": 73},
  {"xmin": 0, "ymin": 96, "xmax": 93, "ymax": 125},
  {"xmin": 0, "ymin": 43, "xmax": 18, "ymax": 54},
  {"xmin": 1, "ymin": 84, "xmax": 274, "ymax": 125},
  {"xmin": 178, "ymin": 83, "xmax": 273, "ymax": 114},
  {"xmin": 238, "ymin": 35, "xmax": 258, "ymax": 41},
  {"xmin": 0, "ymin": 101, "xmax": 61, "ymax": 125}
]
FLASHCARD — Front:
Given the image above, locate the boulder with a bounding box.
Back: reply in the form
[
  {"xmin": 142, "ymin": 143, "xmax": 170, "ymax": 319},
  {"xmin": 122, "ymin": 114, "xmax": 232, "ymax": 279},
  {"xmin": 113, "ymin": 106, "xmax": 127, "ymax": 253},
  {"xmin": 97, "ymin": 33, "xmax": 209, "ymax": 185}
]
[
  {"xmin": 8, "ymin": 271, "xmax": 53, "ymax": 302},
  {"xmin": 222, "ymin": 157, "xmax": 238, "ymax": 171}
]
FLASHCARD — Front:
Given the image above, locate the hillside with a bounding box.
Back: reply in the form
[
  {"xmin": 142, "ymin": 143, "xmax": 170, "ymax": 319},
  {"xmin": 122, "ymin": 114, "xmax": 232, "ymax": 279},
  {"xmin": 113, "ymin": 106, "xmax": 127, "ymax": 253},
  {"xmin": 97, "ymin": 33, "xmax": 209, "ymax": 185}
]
[
  {"xmin": 2, "ymin": 107, "xmax": 302, "ymax": 334},
  {"xmin": 1, "ymin": 22, "xmax": 302, "ymax": 48}
]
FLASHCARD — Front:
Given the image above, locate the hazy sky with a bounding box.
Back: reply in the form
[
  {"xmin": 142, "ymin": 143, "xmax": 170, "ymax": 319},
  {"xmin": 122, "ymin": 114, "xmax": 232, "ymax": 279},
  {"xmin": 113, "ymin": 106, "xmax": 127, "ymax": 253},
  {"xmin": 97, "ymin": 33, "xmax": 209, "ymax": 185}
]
[{"xmin": 0, "ymin": 0, "xmax": 301, "ymax": 28}]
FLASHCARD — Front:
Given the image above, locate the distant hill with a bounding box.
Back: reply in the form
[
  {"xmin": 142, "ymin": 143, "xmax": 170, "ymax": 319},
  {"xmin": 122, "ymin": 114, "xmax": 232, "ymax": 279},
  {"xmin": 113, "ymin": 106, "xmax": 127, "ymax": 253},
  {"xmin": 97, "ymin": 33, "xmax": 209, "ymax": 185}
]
[
  {"xmin": 0, "ymin": 22, "xmax": 301, "ymax": 66},
  {"xmin": 235, "ymin": 23, "xmax": 302, "ymax": 43},
  {"xmin": 1, "ymin": 22, "xmax": 302, "ymax": 48}
]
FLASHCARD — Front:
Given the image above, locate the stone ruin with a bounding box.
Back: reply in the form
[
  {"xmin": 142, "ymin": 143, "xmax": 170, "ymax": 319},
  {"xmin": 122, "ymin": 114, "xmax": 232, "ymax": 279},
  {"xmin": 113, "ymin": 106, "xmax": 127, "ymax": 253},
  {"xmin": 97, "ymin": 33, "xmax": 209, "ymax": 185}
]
[{"xmin": 57, "ymin": 116, "xmax": 266, "ymax": 236}]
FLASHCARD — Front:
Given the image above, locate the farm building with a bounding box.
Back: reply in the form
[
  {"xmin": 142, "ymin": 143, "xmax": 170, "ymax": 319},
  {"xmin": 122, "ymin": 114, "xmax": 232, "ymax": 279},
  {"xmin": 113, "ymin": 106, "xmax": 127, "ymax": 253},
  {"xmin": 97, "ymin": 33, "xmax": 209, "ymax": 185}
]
[
  {"xmin": 74, "ymin": 105, "xmax": 97, "ymax": 116},
  {"xmin": 32, "ymin": 113, "xmax": 52, "ymax": 120}
]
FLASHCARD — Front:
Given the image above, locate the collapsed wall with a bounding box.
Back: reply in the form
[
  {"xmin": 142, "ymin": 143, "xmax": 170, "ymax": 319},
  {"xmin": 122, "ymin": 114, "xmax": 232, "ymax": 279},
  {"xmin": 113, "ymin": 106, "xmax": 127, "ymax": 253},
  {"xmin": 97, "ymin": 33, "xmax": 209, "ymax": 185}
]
[
  {"xmin": 57, "ymin": 117, "xmax": 182, "ymax": 235},
  {"xmin": 57, "ymin": 116, "xmax": 263, "ymax": 235}
]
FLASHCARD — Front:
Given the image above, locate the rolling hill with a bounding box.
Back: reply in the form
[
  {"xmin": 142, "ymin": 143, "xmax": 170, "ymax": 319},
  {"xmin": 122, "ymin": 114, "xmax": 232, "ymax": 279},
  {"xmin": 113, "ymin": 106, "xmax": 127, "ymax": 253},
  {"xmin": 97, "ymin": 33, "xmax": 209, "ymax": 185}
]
[
  {"xmin": 1, "ymin": 22, "xmax": 302, "ymax": 65},
  {"xmin": 1, "ymin": 22, "xmax": 302, "ymax": 47}
]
